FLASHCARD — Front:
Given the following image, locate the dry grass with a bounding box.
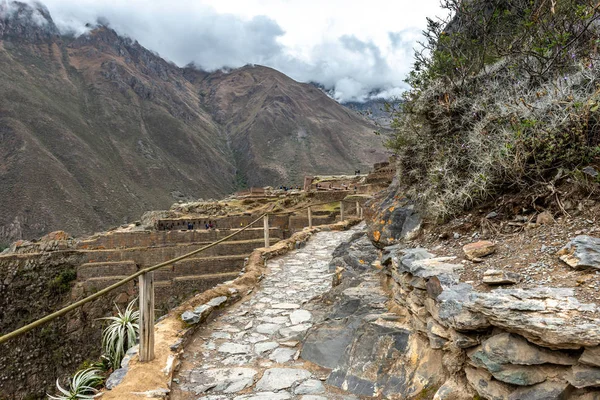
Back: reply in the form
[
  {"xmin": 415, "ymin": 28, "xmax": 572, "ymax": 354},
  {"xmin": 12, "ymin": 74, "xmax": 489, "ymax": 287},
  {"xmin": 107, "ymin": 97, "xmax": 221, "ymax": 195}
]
[{"xmin": 389, "ymin": 60, "xmax": 600, "ymax": 221}]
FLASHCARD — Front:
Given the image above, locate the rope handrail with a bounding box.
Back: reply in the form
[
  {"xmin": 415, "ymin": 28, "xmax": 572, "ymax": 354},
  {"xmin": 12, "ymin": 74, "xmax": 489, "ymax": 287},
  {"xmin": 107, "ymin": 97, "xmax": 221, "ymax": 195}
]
[{"xmin": 0, "ymin": 198, "xmax": 362, "ymax": 345}]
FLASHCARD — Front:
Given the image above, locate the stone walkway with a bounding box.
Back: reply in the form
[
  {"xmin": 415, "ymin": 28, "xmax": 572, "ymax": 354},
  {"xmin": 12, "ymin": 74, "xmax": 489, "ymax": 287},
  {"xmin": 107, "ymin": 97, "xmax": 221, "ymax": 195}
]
[{"xmin": 171, "ymin": 225, "xmax": 363, "ymax": 400}]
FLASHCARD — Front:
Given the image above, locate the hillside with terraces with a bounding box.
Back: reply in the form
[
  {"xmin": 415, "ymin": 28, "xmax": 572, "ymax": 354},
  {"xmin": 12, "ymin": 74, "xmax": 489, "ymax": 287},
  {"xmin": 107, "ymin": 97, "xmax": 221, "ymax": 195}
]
[{"xmin": 0, "ymin": 162, "xmax": 394, "ymax": 399}]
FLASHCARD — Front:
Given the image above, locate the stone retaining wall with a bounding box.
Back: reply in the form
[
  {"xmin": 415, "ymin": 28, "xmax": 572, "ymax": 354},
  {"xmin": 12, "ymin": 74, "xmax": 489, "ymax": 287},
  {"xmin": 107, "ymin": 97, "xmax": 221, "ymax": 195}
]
[{"xmin": 378, "ymin": 246, "xmax": 600, "ymax": 399}]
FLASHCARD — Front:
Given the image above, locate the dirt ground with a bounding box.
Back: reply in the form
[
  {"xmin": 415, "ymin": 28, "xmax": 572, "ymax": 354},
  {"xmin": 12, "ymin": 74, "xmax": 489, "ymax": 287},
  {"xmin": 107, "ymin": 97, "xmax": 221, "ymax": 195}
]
[{"xmin": 409, "ymin": 194, "xmax": 600, "ymax": 309}]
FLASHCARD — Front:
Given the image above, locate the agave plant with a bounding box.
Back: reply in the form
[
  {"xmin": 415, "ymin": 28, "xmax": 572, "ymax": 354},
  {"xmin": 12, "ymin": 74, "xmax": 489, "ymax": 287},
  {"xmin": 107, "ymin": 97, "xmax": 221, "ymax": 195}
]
[
  {"xmin": 47, "ymin": 368, "xmax": 103, "ymax": 399},
  {"xmin": 101, "ymin": 298, "xmax": 139, "ymax": 370}
]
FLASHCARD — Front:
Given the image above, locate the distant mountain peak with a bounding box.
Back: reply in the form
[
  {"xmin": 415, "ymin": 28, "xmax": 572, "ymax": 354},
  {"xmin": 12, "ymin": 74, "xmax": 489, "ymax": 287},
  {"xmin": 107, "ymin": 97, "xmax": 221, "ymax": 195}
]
[{"xmin": 0, "ymin": 0, "xmax": 59, "ymax": 41}]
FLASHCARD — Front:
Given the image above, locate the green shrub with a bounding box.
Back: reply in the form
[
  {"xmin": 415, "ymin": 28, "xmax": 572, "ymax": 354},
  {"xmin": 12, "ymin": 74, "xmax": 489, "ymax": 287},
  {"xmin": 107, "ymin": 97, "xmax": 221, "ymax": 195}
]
[
  {"xmin": 49, "ymin": 269, "xmax": 77, "ymax": 295},
  {"xmin": 387, "ymin": 0, "xmax": 600, "ymax": 221}
]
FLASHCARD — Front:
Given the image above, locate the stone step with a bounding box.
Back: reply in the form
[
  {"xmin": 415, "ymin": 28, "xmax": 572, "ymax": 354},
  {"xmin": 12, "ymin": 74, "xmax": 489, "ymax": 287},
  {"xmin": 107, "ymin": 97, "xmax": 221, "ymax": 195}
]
[
  {"xmin": 171, "ymin": 271, "xmax": 239, "ymax": 282},
  {"xmin": 154, "ymin": 255, "xmax": 247, "ymax": 280},
  {"xmin": 79, "ymin": 276, "xmax": 133, "ymax": 293},
  {"xmin": 78, "ymin": 228, "xmax": 283, "ymax": 250},
  {"xmin": 81, "ymin": 238, "xmax": 279, "ymax": 265},
  {"xmin": 77, "ymin": 261, "xmax": 138, "ymax": 280}
]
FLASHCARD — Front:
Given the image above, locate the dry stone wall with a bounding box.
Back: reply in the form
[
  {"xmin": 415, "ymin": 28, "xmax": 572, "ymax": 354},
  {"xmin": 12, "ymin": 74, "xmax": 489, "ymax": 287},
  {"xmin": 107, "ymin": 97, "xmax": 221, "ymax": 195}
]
[
  {"xmin": 0, "ymin": 251, "xmax": 132, "ymax": 400},
  {"xmin": 377, "ymin": 244, "xmax": 600, "ymax": 399}
]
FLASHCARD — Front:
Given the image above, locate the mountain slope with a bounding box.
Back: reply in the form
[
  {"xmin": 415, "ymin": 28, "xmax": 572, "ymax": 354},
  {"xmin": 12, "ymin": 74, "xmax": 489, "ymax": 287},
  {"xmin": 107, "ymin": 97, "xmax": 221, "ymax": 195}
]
[{"xmin": 0, "ymin": 1, "xmax": 386, "ymax": 243}]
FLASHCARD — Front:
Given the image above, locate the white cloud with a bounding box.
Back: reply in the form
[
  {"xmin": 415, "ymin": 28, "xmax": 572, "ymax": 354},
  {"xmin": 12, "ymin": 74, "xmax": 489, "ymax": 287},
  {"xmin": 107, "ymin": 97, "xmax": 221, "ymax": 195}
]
[{"xmin": 36, "ymin": 0, "xmax": 445, "ymax": 102}]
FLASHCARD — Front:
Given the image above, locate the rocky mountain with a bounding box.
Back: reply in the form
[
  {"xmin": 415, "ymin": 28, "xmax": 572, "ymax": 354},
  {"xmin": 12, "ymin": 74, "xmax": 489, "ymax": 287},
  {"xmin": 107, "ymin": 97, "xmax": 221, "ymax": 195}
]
[{"xmin": 0, "ymin": 1, "xmax": 387, "ymax": 243}]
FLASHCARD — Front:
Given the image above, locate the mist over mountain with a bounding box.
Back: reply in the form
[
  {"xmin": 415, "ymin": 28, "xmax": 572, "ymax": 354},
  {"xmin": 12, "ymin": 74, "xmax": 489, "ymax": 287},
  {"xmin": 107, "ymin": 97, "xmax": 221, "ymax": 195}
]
[{"xmin": 0, "ymin": 1, "xmax": 387, "ymax": 243}]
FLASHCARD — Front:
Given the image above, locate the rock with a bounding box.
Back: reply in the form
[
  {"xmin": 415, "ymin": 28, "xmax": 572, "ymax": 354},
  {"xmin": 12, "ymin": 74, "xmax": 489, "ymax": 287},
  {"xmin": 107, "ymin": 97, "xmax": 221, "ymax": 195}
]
[
  {"xmin": 255, "ymin": 368, "xmax": 311, "ymax": 391},
  {"xmin": 289, "ymin": 309, "xmax": 312, "ymax": 325},
  {"xmin": 365, "ymin": 180, "xmax": 422, "ymax": 248},
  {"xmin": 508, "ymin": 380, "xmax": 572, "ymax": 400},
  {"xmin": 41, "ymin": 230, "xmax": 70, "ymax": 241},
  {"xmin": 256, "ymin": 323, "xmax": 282, "ymax": 335},
  {"xmin": 279, "ymin": 323, "xmax": 313, "ymax": 339},
  {"xmin": 194, "ymin": 304, "xmax": 213, "ymax": 319},
  {"xmin": 301, "ymin": 320, "xmax": 357, "ymax": 369},
  {"xmin": 271, "ymin": 303, "xmax": 300, "ymax": 309},
  {"xmin": 450, "ymin": 330, "xmax": 481, "ymax": 349},
  {"xmin": 468, "ymin": 333, "xmax": 578, "ymax": 369},
  {"xmin": 558, "ymin": 236, "xmax": 600, "ymax": 270},
  {"xmin": 182, "ymin": 310, "xmax": 201, "ymax": 325},
  {"xmin": 580, "ymin": 347, "xmax": 600, "ymax": 367},
  {"xmin": 255, "ymin": 342, "xmax": 279, "ymax": 354},
  {"xmin": 486, "ymin": 211, "xmax": 499, "ymax": 219},
  {"xmin": 434, "ymin": 376, "xmax": 476, "ymax": 400},
  {"xmin": 106, "ymin": 367, "xmax": 128, "ymax": 389},
  {"xmin": 568, "ymin": 365, "xmax": 600, "ymax": 388},
  {"xmin": 217, "ymin": 343, "xmax": 251, "ymax": 355},
  {"xmin": 328, "ymin": 320, "xmax": 432, "ymax": 398},
  {"xmin": 483, "ymin": 270, "xmax": 521, "ymax": 285},
  {"xmin": 426, "ymin": 276, "xmax": 444, "ymax": 299},
  {"xmin": 188, "ymin": 368, "xmax": 257, "ymax": 394},
  {"xmin": 583, "ymin": 166, "xmax": 599, "ymax": 178},
  {"xmin": 398, "ymin": 249, "xmax": 463, "ymax": 285},
  {"xmin": 536, "ymin": 211, "xmax": 555, "ymax": 225},
  {"xmin": 467, "ymin": 288, "xmax": 600, "ymax": 349},
  {"xmin": 462, "ymin": 241, "xmax": 496, "ymax": 260},
  {"xmin": 234, "ymin": 393, "xmax": 292, "ymax": 400},
  {"xmin": 295, "ymin": 379, "xmax": 325, "ymax": 395},
  {"xmin": 437, "ymin": 284, "xmax": 491, "ymax": 331},
  {"xmin": 268, "ymin": 348, "xmax": 296, "ymax": 363},
  {"xmin": 207, "ymin": 296, "xmax": 228, "ymax": 307},
  {"xmin": 465, "ymin": 367, "xmax": 515, "ymax": 400}
]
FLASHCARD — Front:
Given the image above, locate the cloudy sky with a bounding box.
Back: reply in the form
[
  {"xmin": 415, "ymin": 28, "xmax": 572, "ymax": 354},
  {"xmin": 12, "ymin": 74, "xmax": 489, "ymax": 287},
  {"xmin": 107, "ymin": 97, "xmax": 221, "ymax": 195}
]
[{"xmin": 39, "ymin": 0, "xmax": 445, "ymax": 102}]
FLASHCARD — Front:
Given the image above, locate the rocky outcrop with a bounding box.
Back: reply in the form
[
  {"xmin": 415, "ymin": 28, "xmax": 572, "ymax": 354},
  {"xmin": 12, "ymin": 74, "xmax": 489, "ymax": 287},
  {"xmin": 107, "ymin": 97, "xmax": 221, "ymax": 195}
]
[
  {"xmin": 364, "ymin": 178, "xmax": 422, "ymax": 248},
  {"xmin": 301, "ymin": 228, "xmax": 600, "ymax": 399},
  {"xmin": 381, "ymin": 244, "xmax": 600, "ymax": 399}
]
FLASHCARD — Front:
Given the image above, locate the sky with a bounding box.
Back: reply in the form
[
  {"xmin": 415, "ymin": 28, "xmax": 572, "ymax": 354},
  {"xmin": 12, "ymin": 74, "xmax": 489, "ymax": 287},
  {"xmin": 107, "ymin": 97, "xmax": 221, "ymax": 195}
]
[{"xmin": 38, "ymin": 0, "xmax": 446, "ymax": 102}]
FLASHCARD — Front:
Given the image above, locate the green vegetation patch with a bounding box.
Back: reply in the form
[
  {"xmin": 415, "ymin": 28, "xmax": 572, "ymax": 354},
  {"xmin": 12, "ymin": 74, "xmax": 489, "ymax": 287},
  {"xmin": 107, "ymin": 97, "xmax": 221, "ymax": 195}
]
[{"xmin": 48, "ymin": 268, "xmax": 77, "ymax": 295}]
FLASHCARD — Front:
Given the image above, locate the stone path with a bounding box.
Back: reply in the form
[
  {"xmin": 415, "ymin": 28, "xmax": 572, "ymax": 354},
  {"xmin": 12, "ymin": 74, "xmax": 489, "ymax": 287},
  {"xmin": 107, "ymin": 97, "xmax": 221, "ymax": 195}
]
[{"xmin": 171, "ymin": 225, "xmax": 363, "ymax": 400}]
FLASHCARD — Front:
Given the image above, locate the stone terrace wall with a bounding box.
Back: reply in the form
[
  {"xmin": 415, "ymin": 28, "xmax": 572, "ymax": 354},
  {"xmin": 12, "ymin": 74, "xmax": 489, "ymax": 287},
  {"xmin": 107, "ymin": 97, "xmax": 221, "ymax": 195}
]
[{"xmin": 0, "ymin": 251, "xmax": 134, "ymax": 400}]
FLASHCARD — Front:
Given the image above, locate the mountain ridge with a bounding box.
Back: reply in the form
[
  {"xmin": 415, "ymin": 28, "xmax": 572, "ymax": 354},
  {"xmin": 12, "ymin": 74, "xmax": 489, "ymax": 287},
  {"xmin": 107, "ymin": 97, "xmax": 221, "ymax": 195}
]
[{"xmin": 0, "ymin": 1, "xmax": 387, "ymax": 243}]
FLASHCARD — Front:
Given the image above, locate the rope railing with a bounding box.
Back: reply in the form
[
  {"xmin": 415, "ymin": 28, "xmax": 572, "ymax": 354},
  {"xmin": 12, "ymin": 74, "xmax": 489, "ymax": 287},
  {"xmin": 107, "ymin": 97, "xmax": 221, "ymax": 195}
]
[{"xmin": 0, "ymin": 198, "xmax": 366, "ymax": 358}]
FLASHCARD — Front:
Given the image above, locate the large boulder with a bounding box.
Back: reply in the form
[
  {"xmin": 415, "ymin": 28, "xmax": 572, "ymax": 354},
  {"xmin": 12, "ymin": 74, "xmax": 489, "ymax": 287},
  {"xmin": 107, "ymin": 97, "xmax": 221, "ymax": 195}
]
[{"xmin": 364, "ymin": 179, "xmax": 421, "ymax": 248}]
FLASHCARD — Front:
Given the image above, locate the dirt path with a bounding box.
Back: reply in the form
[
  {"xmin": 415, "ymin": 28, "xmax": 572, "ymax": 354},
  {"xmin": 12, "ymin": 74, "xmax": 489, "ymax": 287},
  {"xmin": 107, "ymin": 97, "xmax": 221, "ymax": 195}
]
[{"xmin": 170, "ymin": 225, "xmax": 363, "ymax": 400}]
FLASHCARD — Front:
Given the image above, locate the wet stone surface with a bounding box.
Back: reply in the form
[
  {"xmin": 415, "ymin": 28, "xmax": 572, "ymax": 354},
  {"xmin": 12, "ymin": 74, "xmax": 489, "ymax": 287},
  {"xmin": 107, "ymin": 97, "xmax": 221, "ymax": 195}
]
[{"xmin": 171, "ymin": 226, "xmax": 364, "ymax": 400}]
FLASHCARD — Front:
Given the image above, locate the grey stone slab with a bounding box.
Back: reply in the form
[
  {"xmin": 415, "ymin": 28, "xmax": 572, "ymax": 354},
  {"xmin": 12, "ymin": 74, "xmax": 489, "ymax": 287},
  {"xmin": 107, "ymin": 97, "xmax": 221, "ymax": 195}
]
[{"xmin": 255, "ymin": 368, "xmax": 311, "ymax": 391}]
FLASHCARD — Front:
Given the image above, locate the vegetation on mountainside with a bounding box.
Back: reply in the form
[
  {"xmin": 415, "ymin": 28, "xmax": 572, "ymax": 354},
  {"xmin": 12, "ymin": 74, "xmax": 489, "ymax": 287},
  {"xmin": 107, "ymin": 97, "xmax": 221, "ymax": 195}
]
[{"xmin": 387, "ymin": 0, "xmax": 600, "ymax": 220}]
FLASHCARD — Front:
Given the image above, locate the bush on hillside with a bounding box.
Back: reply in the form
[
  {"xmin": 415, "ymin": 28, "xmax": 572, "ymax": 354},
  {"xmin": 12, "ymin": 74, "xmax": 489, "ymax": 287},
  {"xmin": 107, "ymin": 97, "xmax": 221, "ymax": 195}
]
[{"xmin": 388, "ymin": 0, "xmax": 600, "ymax": 221}]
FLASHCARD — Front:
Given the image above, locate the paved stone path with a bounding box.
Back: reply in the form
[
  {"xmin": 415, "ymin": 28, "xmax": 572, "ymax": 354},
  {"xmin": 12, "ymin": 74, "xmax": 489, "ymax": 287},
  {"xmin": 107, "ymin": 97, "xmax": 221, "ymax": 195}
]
[{"xmin": 171, "ymin": 226, "xmax": 363, "ymax": 400}]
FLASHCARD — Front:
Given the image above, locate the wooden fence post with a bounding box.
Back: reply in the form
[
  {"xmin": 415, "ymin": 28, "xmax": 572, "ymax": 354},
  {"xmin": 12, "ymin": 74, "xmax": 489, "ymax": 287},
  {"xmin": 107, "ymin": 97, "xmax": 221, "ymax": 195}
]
[
  {"xmin": 356, "ymin": 201, "xmax": 360, "ymax": 216},
  {"xmin": 360, "ymin": 206, "xmax": 363, "ymax": 219},
  {"xmin": 263, "ymin": 214, "xmax": 270, "ymax": 248},
  {"xmin": 138, "ymin": 271, "xmax": 155, "ymax": 362},
  {"xmin": 308, "ymin": 206, "xmax": 313, "ymax": 228},
  {"xmin": 340, "ymin": 201, "xmax": 345, "ymax": 221}
]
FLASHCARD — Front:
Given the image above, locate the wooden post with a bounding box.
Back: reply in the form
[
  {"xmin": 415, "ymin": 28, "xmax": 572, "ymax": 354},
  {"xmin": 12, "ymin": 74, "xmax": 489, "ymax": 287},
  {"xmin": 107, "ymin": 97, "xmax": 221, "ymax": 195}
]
[
  {"xmin": 340, "ymin": 201, "xmax": 345, "ymax": 221},
  {"xmin": 308, "ymin": 206, "xmax": 313, "ymax": 228},
  {"xmin": 356, "ymin": 201, "xmax": 360, "ymax": 216},
  {"xmin": 263, "ymin": 214, "xmax": 270, "ymax": 248},
  {"xmin": 360, "ymin": 206, "xmax": 363, "ymax": 219},
  {"xmin": 138, "ymin": 271, "xmax": 155, "ymax": 362}
]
